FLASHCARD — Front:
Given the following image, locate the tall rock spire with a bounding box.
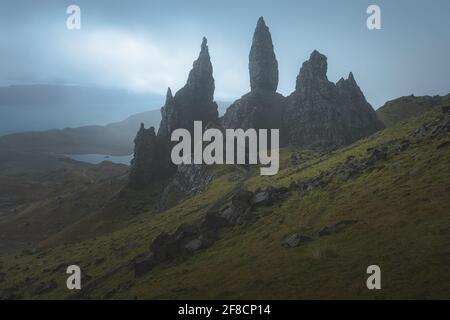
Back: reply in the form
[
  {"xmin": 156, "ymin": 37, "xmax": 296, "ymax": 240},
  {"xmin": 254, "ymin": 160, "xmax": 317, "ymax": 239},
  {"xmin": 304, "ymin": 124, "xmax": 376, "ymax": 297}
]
[
  {"xmin": 165, "ymin": 87, "xmax": 174, "ymax": 104},
  {"xmin": 128, "ymin": 125, "xmax": 165, "ymax": 189},
  {"xmin": 249, "ymin": 17, "xmax": 279, "ymax": 93},
  {"xmin": 222, "ymin": 17, "xmax": 286, "ymax": 144},
  {"xmin": 129, "ymin": 38, "xmax": 220, "ymax": 189},
  {"xmin": 184, "ymin": 37, "xmax": 215, "ymax": 103},
  {"xmin": 157, "ymin": 37, "xmax": 219, "ymax": 142}
]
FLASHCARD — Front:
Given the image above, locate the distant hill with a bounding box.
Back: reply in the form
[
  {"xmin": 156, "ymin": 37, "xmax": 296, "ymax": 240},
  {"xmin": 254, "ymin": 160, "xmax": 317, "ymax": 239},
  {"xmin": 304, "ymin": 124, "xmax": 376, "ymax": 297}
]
[
  {"xmin": 0, "ymin": 101, "xmax": 230, "ymax": 174},
  {"xmin": 0, "ymin": 101, "xmax": 230, "ymax": 155},
  {"xmin": 377, "ymin": 94, "xmax": 450, "ymax": 127},
  {"xmin": 0, "ymin": 84, "xmax": 165, "ymax": 135},
  {"xmin": 0, "ymin": 109, "xmax": 161, "ymax": 156}
]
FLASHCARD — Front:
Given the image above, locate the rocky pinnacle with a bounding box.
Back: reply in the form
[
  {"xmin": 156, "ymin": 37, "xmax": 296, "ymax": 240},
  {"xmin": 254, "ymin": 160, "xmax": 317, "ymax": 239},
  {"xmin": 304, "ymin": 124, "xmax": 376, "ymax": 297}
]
[
  {"xmin": 184, "ymin": 37, "xmax": 215, "ymax": 102},
  {"xmin": 165, "ymin": 87, "xmax": 174, "ymax": 104},
  {"xmin": 296, "ymin": 50, "xmax": 330, "ymax": 92},
  {"xmin": 249, "ymin": 17, "xmax": 279, "ymax": 93}
]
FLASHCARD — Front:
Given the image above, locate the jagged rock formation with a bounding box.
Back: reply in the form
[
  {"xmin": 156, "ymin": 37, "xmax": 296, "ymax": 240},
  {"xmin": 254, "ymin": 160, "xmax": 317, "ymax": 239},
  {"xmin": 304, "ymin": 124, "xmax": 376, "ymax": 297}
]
[
  {"xmin": 158, "ymin": 164, "xmax": 214, "ymax": 210},
  {"xmin": 129, "ymin": 21, "xmax": 385, "ymax": 189},
  {"xmin": 128, "ymin": 124, "xmax": 165, "ymax": 189},
  {"xmin": 222, "ymin": 17, "xmax": 287, "ymax": 143},
  {"xmin": 285, "ymin": 50, "xmax": 384, "ymax": 150},
  {"xmin": 158, "ymin": 37, "xmax": 219, "ymax": 141},
  {"xmin": 129, "ymin": 38, "xmax": 220, "ymax": 188},
  {"xmin": 249, "ymin": 17, "xmax": 279, "ymax": 93}
]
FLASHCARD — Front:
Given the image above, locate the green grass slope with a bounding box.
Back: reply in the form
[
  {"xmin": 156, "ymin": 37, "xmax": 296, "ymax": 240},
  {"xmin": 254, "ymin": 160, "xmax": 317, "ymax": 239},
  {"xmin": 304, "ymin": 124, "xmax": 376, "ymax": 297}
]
[
  {"xmin": 376, "ymin": 94, "xmax": 449, "ymax": 127},
  {"xmin": 1, "ymin": 103, "xmax": 450, "ymax": 300}
]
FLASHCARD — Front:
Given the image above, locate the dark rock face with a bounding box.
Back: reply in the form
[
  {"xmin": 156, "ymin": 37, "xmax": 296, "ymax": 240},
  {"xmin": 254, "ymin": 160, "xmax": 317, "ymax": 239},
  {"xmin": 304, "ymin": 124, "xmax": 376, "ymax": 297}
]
[
  {"xmin": 129, "ymin": 21, "xmax": 386, "ymax": 190},
  {"xmin": 157, "ymin": 87, "xmax": 175, "ymax": 143},
  {"xmin": 222, "ymin": 17, "xmax": 287, "ymax": 144},
  {"xmin": 336, "ymin": 72, "xmax": 385, "ymax": 140},
  {"xmin": 134, "ymin": 186, "xmax": 291, "ymax": 276},
  {"xmin": 158, "ymin": 37, "xmax": 219, "ymax": 141},
  {"xmin": 285, "ymin": 50, "xmax": 384, "ymax": 150},
  {"xmin": 223, "ymin": 91, "xmax": 286, "ymax": 132},
  {"xmin": 129, "ymin": 38, "xmax": 220, "ymax": 188},
  {"xmin": 282, "ymin": 234, "xmax": 312, "ymax": 248},
  {"xmin": 295, "ymin": 50, "xmax": 330, "ymax": 94},
  {"xmin": 158, "ymin": 164, "xmax": 214, "ymax": 210},
  {"xmin": 128, "ymin": 124, "xmax": 166, "ymax": 189},
  {"xmin": 366, "ymin": 148, "xmax": 388, "ymax": 166},
  {"xmin": 249, "ymin": 17, "xmax": 279, "ymax": 93}
]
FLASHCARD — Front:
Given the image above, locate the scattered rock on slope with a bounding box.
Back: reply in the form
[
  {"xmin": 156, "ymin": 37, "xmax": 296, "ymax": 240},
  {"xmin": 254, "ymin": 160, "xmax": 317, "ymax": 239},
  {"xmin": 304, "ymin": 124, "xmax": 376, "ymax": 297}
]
[
  {"xmin": 135, "ymin": 186, "xmax": 291, "ymax": 276},
  {"xmin": 282, "ymin": 234, "xmax": 312, "ymax": 248}
]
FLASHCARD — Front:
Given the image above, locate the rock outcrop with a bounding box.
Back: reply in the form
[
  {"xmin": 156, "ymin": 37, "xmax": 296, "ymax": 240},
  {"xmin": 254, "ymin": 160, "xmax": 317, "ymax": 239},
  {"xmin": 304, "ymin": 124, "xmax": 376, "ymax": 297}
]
[
  {"xmin": 285, "ymin": 50, "xmax": 384, "ymax": 150},
  {"xmin": 134, "ymin": 186, "xmax": 289, "ymax": 276},
  {"xmin": 222, "ymin": 17, "xmax": 287, "ymax": 144},
  {"xmin": 129, "ymin": 38, "xmax": 220, "ymax": 188},
  {"xmin": 249, "ymin": 17, "xmax": 279, "ymax": 93},
  {"xmin": 158, "ymin": 164, "xmax": 214, "ymax": 210},
  {"xmin": 129, "ymin": 21, "xmax": 386, "ymax": 189},
  {"xmin": 128, "ymin": 124, "xmax": 166, "ymax": 189},
  {"xmin": 158, "ymin": 37, "xmax": 219, "ymax": 141}
]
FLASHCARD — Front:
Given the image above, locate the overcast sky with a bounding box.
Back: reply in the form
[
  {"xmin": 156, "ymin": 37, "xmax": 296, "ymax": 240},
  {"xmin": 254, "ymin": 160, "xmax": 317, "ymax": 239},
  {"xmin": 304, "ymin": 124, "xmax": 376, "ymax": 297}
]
[{"xmin": 0, "ymin": 0, "xmax": 449, "ymax": 108}]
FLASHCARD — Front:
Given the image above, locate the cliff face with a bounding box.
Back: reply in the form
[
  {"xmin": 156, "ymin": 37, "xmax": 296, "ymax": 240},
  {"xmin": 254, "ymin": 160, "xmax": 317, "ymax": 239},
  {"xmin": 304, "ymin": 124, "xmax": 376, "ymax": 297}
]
[
  {"xmin": 158, "ymin": 37, "xmax": 219, "ymax": 142},
  {"xmin": 129, "ymin": 38, "xmax": 220, "ymax": 188},
  {"xmin": 128, "ymin": 124, "xmax": 165, "ymax": 189},
  {"xmin": 222, "ymin": 17, "xmax": 287, "ymax": 143},
  {"xmin": 249, "ymin": 17, "xmax": 279, "ymax": 93},
  {"xmin": 285, "ymin": 50, "xmax": 384, "ymax": 150},
  {"xmin": 130, "ymin": 18, "xmax": 385, "ymax": 189}
]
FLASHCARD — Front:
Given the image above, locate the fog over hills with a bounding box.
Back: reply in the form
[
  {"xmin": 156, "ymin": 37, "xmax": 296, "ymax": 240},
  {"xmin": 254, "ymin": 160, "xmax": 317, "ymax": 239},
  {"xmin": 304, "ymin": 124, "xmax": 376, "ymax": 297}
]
[
  {"xmin": 0, "ymin": 85, "xmax": 165, "ymax": 135},
  {"xmin": 0, "ymin": 85, "xmax": 231, "ymax": 162}
]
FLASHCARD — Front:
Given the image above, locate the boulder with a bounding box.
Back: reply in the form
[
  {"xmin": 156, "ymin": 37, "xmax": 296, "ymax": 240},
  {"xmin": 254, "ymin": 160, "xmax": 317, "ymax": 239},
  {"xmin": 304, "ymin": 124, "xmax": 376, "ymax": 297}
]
[
  {"xmin": 251, "ymin": 191, "xmax": 272, "ymax": 206},
  {"xmin": 134, "ymin": 253, "xmax": 156, "ymax": 276},
  {"xmin": 184, "ymin": 239, "xmax": 203, "ymax": 252},
  {"xmin": 366, "ymin": 148, "xmax": 387, "ymax": 166},
  {"xmin": 231, "ymin": 189, "xmax": 254, "ymax": 212},
  {"xmin": 128, "ymin": 125, "xmax": 167, "ymax": 189},
  {"xmin": 282, "ymin": 233, "xmax": 312, "ymax": 248}
]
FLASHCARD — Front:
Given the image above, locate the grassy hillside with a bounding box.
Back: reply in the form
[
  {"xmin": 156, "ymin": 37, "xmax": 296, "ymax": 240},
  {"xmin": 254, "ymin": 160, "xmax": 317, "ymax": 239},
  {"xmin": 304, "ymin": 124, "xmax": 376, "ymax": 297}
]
[
  {"xmin": 1, "ymin": 102, "xmax": 450, "ymax": 299},
  {"xmin": 377, "ymin": 94, "xmax": 449, "ymax": 127}
]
